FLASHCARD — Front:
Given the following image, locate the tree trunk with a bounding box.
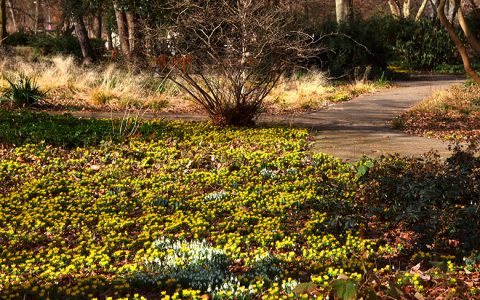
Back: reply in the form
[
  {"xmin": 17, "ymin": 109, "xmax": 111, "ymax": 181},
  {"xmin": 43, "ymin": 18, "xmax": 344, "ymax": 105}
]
[
  {"xmin": 403, "ymin": 0, "xmax": 411, "ymax": 18},
  {"xmin": 429, "ymin": 0, "xmax": 439, "ymax": 18},
  {"xmin": 457, "ymin": 0, "xmax": 480, "ymax": 55},
  {"xmin": 34, "ymin": 0, "xmax": 40, "ymax": 33},
  {"xmin": 415, "ymin": 0, "xmax": 429, "ymax": 20},
  {"xmin": 437, "ymin": 0, "xmax": 480, "ymax": 83},
  {"xmin": 448, "ymin": 0, "xmax": 460, "ymax": 23},
  {"xmin": 74, "ymin": 13, "xmax": 93, "ymax": 64},
  {"xmin": 113, "ymin": 0, "xmax": 130, "ymax": 59},
  {"xmin": 94, "ymin": 10, "xmax": 102, "ymax": 39},
  {"xmin": 0, "ymin": 0, "xmax": 6, "ymax": 43},
  {"xmin": 7, "ymin": 0, "xmax": 15, "ymax": 31},
  {"xmin": 125, "ymin": 10, "xmax": 135, "ymax": 53},
  {"xmin": 388, "ymin": 0, "xmax": 402, "ymax": 17},
  {"xmin": 106, "ymin": 21, "xmax": 113, "ymax": 50},
  {"xmin": 335, "ymin": 0, "xmax": 353, "ymax": 24}
]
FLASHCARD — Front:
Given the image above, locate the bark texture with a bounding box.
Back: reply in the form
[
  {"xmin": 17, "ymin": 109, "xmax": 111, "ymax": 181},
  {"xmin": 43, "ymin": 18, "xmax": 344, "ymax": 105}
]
[
  {"xmin": 94, "ymin": 11, "xmax": 102, "ymax": 39},
  {"xmin": 437, "ymin": 0, "xmax": 480, "ymax": 83},
  {"xmin": 7, "ymin": 0, "xmax": 15, "ymax": 31},
  {"xmin": 335, "ymin": 0, "xmax": 353, "ymax": 24},
  {"xmin": 74, "ymin": 13, "xmax": 93, "ymax": 64},
  {"xmin": 125, "ymin": 10, "xmax": 136, "ymax": 53},
  {"xmin": 415, "ymin": 0, "xmax": 429, "ymax": 20},
  {"xmin": 113, "ymin": 0, "xmax": 130, "ymax": 59},
  {"xmin": 0, "ymin": 0, "xmax": 6, "ymax": 43}
]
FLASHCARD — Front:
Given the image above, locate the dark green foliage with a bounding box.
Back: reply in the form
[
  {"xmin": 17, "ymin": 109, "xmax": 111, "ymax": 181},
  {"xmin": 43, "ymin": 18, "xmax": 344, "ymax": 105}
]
[
  {"xmin": 314, "ymin": 18, "xmax": 389, "ymax": 77},
  {"xmin": 434, "ymin": 63, "xmax": 480, "ymax": 74},
  {"xmin": 6, "ymin": 32, "xmax": 104, "ymax": 60},
  {"xmin": 312, "ymin": 15, "xmax": 459, "ymax": 75},
  {"xmin": 357, "ymin": 144, "xmax": 480, "ymax": 252},
  {"xmin": 4, "ymin": 28, "xmax": 29, "ymax": 45},
  {"xmin": 0, "ymin": 110, "xmax": 212, "ymax": 147},
  {"xmin": 1, "ymin": 73, "xmax": 46, "ymax": 108},
  {"xmin": 0, "ymin": 110, "xmax": 115, "ymax": 147},
  {"xmin": 386, "ymin": 18, "xmax": 459, "ymax": 70}
]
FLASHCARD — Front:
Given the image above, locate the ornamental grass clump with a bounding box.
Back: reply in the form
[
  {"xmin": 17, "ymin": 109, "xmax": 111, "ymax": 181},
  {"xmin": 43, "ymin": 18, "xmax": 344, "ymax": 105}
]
[{"xmin": 1, "ymin": 73, "xmax": 46, "ymax": 108}]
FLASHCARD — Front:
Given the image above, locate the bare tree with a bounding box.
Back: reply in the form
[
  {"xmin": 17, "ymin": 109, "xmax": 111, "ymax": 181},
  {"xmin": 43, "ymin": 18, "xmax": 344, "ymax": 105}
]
[
  {"xmin": 415, "ymin": 0, "xmax": 429, "ymax": 20},
  {"xmin": 73, "ymin": 11, "xmax": 93, "ymax": 64},
  {"xmin": 437, "ymin": 0, "xmax": 480, "ymax": 83},
  {"xmin": 164, "ymin": 0, "xmax": 320, "ymax": 126},
  {"xmin": 93, "ymin": 10, "xmax": 102, "ymax": 39}
]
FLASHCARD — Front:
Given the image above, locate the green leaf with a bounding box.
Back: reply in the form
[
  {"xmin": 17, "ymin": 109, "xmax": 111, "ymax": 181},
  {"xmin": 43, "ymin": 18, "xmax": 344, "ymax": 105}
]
[
  {"xmin": 356, "ymin": 165, "xmax": 369, "ymax": 178},
  {"xmin": 333, "ymin": 279, "xmax": 357, "ymax": 300}
]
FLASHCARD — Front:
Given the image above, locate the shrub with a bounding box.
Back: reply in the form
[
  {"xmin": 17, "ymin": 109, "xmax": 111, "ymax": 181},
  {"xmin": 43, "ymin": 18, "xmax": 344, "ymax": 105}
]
[
  {"xmin": 1, "ymin": 73, "xmax": 46, "ymax": 108},
  {"xmin": 357, "ymin": 144, "xmax": 480, "ymax": 252},
  {"xmin": 312, "ymin": 15, "xmax": 459, "ymax": 74},
  {"xmin": 389, "ymin": 18, "xmax": 459, "ymax": 70},
  {"xmin": 5, "ymin": 28, "xmax": 30, "ymax": 45},
  {"xmin": 6, "ymin": 32, "xmax": 104, "ymax": 60},
  {"xmin": 314, "ymin": 17, "xmax": 389, "ymax": 77},
  {"xmin": 166, "ymin": 0, "xmax": 320, "ymax": 126}
]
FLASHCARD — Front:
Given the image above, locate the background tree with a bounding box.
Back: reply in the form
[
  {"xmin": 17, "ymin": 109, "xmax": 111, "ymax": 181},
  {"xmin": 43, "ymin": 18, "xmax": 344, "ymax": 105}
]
[
  {"xmin": 6, "ymin": 0, "xmax": 15, "ymax": 32},
  {"xmin": 165, "ymin": 0, "xmax": 321, "ymax": 126},
  {"xmin": 387, "ymin": 0, "xmax": 430, "ymax": 20},
  {"xmin": 437, "ymin": 0, "xmax": 480, "ymax": 82},
  {"xmin": 335, "ymin": 0, "xmax": 353, "ymax": 24},
  {"xmin": 0, "ymin": 0, "xmax": 6, "ymax": 44},
  {"xmin": 62, "ymin": 0, "xmax": 94, "ymax": 63}
]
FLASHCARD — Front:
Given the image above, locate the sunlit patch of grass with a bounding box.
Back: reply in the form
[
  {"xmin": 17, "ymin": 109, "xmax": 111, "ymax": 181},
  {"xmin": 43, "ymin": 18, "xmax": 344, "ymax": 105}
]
[
  {"xmin": 397, "ymin": 84, "xmax": 480, "ymax": 140},
  {"xmin": 412, "ymin": 84, "xmax": 480, "ymax": 115},
  {"xmin": 0, "ymin": 55, "xmax": 192, "ymax": 112},
  {"xmin": 1, "ymin": 55, "xmax": 389, "ymax": 114},
  {"xmin": 265, "ymin": 71, "xmax": 388, "ymax": 112}
]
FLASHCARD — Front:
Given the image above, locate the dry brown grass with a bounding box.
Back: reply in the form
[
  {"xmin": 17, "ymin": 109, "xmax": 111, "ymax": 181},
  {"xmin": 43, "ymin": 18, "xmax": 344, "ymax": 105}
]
[
  {"xmin": 1, "ymin": 55, "xmax": 388, "ymax": 113},
  {"xmin": 412, "ymin": 84, "xmax": 480, "ymax": 115},
  {"xmin": 265, "ymin": 71, "xmax": 386, "ymax": 112},
  {"xmin": 399, "ymin": 84, "xmax": 480, "ymax": 140},
  {"xmin": 0, "ymin": 55, "xmax": 195, "ymax": 112}
]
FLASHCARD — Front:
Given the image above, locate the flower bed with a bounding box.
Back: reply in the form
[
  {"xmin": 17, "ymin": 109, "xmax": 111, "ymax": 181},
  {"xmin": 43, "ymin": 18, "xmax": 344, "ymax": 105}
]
[{"xmin": 0, "ymin": 111, "xmax": 479, "ymax": 299}]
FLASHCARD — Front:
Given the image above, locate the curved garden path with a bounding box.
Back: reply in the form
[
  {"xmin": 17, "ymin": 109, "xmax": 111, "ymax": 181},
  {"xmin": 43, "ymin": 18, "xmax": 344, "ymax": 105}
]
[
  {"xmin": 262, "ymin": 75, "xmax": 465, "ymax": 160},
  {"xmin": 70, "ymin": 75, "xmax": 465, "ymax": 161}
]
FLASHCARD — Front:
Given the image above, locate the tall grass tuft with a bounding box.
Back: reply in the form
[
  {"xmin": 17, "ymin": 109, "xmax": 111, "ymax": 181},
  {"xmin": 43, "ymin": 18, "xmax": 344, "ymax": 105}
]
[
  {"xmin": 0, "ymin": 55, "xmax": 190, "ymax": 111},
  {"xmin": 1, "ymin": 73, "xmax": 46, "ymax": 108}
]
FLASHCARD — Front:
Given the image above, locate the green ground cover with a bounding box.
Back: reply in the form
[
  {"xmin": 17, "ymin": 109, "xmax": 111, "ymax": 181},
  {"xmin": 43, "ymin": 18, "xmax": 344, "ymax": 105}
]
[{"xmin": 0, "ymin": 111, "xmax": 479, "ymax": 299}]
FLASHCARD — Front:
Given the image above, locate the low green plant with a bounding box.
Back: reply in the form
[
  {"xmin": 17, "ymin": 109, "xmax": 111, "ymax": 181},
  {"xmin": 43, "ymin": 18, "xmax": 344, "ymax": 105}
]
[
  {"xmin": 139, "ymin": 238, "xmax": 231, "ymax": 291},
  {"xmin": 1, "ymin": 73, "xmax": 46, "ymax": 108},
  {"xmin": 357, "ymin": 144, "xmax": 480, "ymax": 252}
]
